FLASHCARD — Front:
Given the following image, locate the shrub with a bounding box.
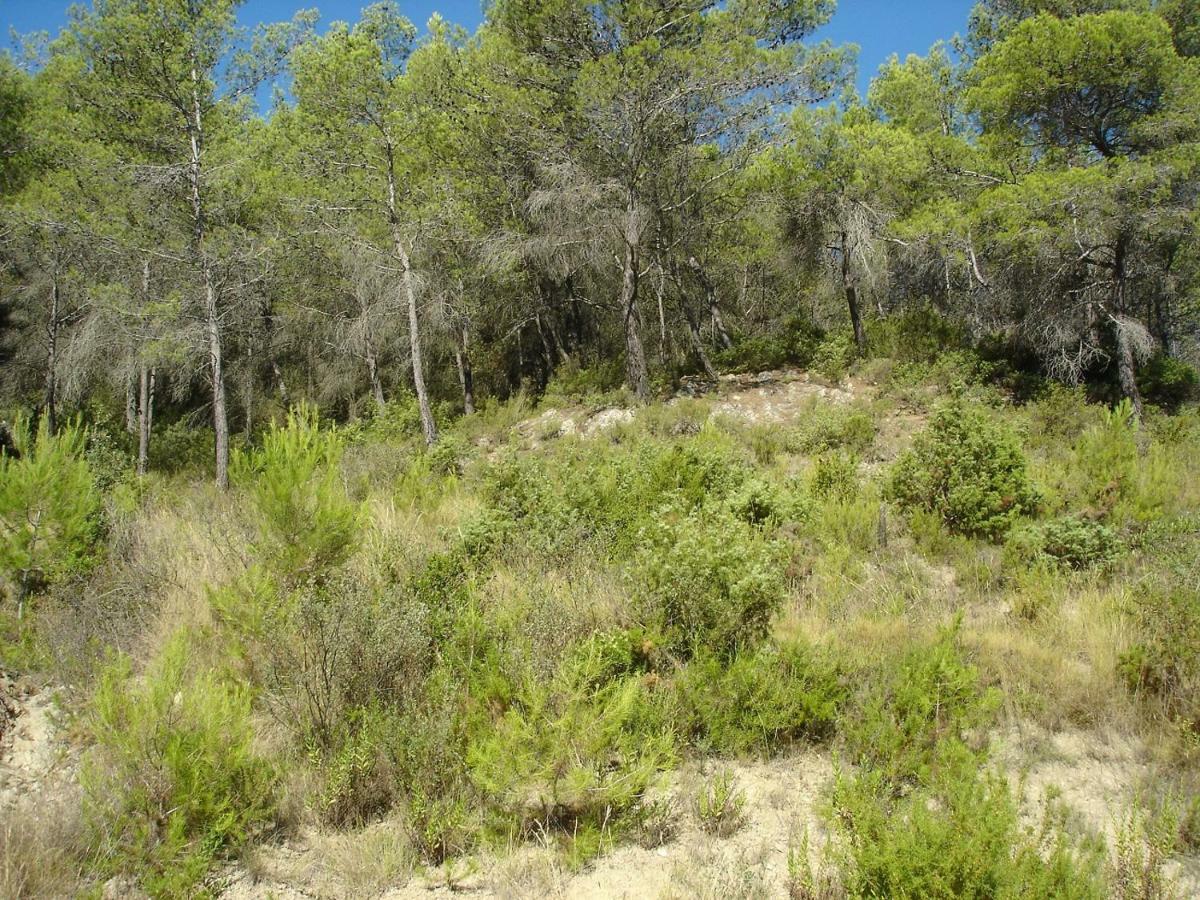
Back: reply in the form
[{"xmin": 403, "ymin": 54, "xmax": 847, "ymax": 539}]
[
  {"xmin": 887, "ymin": 398, "xmax": 1039, "ymax": 539},
  {"xmin": 1117, "ymin": 584, "xmax": 1200, "ymax": 725},
  {"xmin": 426, "ymin": 432, "xmax": 471, "ymax": 477},
  {"xmin": 0, "ymin": 415, "xmax": 101, "ymax": 617},
  {"xmin": 725, "ymin": 476, "xmax": 810, "ymax": 529},
  {"xmin": 233, "ymin": 405, "xmax": 362, "ymax": 580},
  {"xmin": 830, "ymin": 620, "xmax": 1103, "ymax": 897},
  {"xmin": 867, "ymin": 305, "xmax": 966, "ymax": 364},
  {"xmin": 148, "ymin": 420, "xmax": 214, "ymax": 474},
  {"xmin": 635, "ymin": 506, "xmax": 785, "ymax": 660},
  {"xmin": 1073, "ymin": 399, "xmax": 1139, "ymax": 518},
  {"xmin": 1006, "ymin": 516, "xmax": 1122, "ymax": 570},
  {"xmin": 786, "ymin": 404, "xmax": 877, "ymax": 456},
  {"xmin": 842, "ymin": 622, "xmax": 997, "ymax": 787},
  {"xmin": 714, "ymin": 316, "xmax": 825, "ymax": 374},
  {"xmin": 83, "ymin": 632, "xmax": 276, "ymax": 896},
  {"xmin": 1138, "ymin": 353, "xmax": 1199, "ymax": 408},
  {"xmin": 693, "ymin": 769, "xmax": 746, "ymax": 837},
  {"xmin": 828, "ymin": 755, "xmax": 1106, "ymax": 900},
  {"xmin": 466, "ymin": 655, "xmax": 675, "ymax": 841},
  {"xmin": 678, "ymin": 642, "xmax": 843, "ymax": 755},
  {"xmin": 812, "ymin": 331, "xmax": 857, "ymax": 381},
  {"xmin": 812, "ymin": 452, "xmax": 860, "ymax": 501}
]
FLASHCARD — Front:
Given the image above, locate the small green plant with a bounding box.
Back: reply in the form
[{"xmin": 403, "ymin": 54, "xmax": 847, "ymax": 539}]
[
  {"xmin": 83, "ymin": 631, "xmax": 276, "ymax": 896},
  {"xmin": 812, "ymin": 331, "xmax": 856, "ymax": 381},
  {"xmin": 693, "ymin": 769, "xmax": 746, "ymax": 837},
  {"xmin": 1111, "ymin": 804, "xmax": 1182, "ymax": 900},
  {"xmin": 678, "ymin": 642, "xmax": 843, "ymax": 755},
  {"xmin": 233, "ymin": 405, "xmax": 362, "ymax": 580},
  {"xmin": 1007, "ymin": 515, "xmax": 1122, "ymax": 570},
  {"xmin": 812, "ymin": 452, "xmax": 859, "ymax": 501},
  {"xmin": 1139, "ymin": 353, "xmax": 1199, "ymax": 408},
  {"xmin": 0, "ymin": 415, "xmax": 101, "ymax": 618},
  {"xmin": 887, "ymin": 398, "xmax": 1039, "ymax": 539},
  {"xmin": 635, "ymin": 505, "xmax": 785, "ymax": 659},
  {"xmin": 1117, "ymin": 585, "xmax": 1200, "ymax": 724}
]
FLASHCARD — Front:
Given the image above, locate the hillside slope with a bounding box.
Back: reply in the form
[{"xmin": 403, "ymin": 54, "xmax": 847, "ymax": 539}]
[{"xmin": 3, "ymin": 365, "xmax": 1200, "ymax": 899}]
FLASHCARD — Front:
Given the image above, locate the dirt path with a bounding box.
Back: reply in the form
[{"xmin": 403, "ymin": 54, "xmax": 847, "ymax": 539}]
[{"xmin": 0, "ymin": 674, "xmax": 67, "ymax": 810}]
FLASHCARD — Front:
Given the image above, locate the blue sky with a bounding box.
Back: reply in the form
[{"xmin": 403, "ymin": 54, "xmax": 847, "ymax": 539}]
[{"xmin": 3, "ymin": 0, "xmax": 975, "ymax": 96}]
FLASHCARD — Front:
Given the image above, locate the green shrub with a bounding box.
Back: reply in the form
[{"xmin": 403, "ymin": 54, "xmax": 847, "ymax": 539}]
[
  {"xmin": 692, "ymin": 769, "xmax": 746, "ymax": 837},
  {"xmin": 84, "ymin": 632, "xmax": 276, "ymax": 896},
  {"xmin": 785, "ymin": 404, "xmax": 877, "ymax": 456},
  {"xmin": 1006, "ymin": 516, "xmax": 1122, "ymax": 570},
  {"xmin": 1117, "ymin": 585, "xmax": 1200, "ymax": 724},
  {"xmin": 635, "ymin": 505, "xmax": 785, "ymax": 660},
  {"xmin": 812, "ymin": 331, "xmax": 857, "ymax": 380},
  {"xmin": 887, "ymin": 399, "xmax": 1039, "ymax": 539},
  {"xmin": 828, "ymin": 754, "xmax": 1106, "ymax": 900},
  {"xmin": 842, "ymin": 622, "xmax": 998, "ymax": 787},
  {"xmin": 1073, "ymin": 399, "xmax": 1139, "ymax": 517},
  {"xmin": 678, "ymin": 642, "xmax": 843, "ymax": 755},
  {"xmin": 426, "ymin": 432, "xmax": 471, "ymax": 476},
  {"xmin": 148, "ymin": 420, "xmax": 214, "ymax": 474},
  {"xmin": 812, "ymin": 452, "xmax": 860, "ymax": 501},
  {"xmin": 867, "ymin": 306, "xmax": 966, "ymax": 364},
  {"xmin": 541, "ymin": 359, "xmax": 627, "ymax": 404},
  {"xmin": 0, "ymin": 415, "xmax": 101, "ymax": 617},
  {"xmin": 466, "ymin": 650, "xmax": 675, "ymax": 841},
  {"xmin": 830, "ymin": 619, "xmax": 1103, "ymax": 897},
  {"xmin": 233, "ymin": 405, "xmax": 362, "ymax": 580},
  {"xmin": 713, "ymin": 316, "xmax": 825, "ymax": 374},
  {"xmin": 1139, "ymin": 353, "xmax": 1199, "ymax": 408},
  {"xmin": 724, "ymin": 476, "xmax": 810, "ymax": 528}
]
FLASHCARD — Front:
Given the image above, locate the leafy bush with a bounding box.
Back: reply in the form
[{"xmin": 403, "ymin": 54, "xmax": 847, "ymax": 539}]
[
  {"xmin": 233, "ymin": 405, "xmax": 362, "ymax": 580},
  {"xmin": 785, "ymin": 404, "xmax": 877, "ymax": 456},
  {"xmin": 713, "ymin": 316, "xmax": 825, "ymax": 374},
  {"xmin": 725, "ymin": 476, "xmax": 810, "ymax": 528},
  {"xmin": 466, "ymin": 647, "xmax": 675, "ymax": 843},
  {"xmin": 812, "ymin": 452, "xmax": 860, "ymax": 501},
  {"xmin": 887, "ymin": 399, "xmax": 1039, "ymax": 539},
  {"xmin": 1138, "ymin": 353, "xmax": 1199, "ymax": 408},
  {"xmin": 828, "ymin": 755, "xmax": 1106, "ymax": 900},
  {"xmin": 692, "ymin": 769, "xmax": 746, "ymax": 837},
  {"xmin": 867, "ymin": 305, "xmax": 966, "ymax": 364},
  {"xmin": 678, "ymin": 642, "xmax": 843, "ymax": 755},
  {"xmin": 842, "ymin": 622, "xmax": 997, "ymax": 787},
  {"xmin": 635, "ymin": 505, "xmax": 785, "ymax": 659},
  {"xmin": 1006, "ymin": 516, "xmax": 1122, "ymax": 570},
  {"xmin": 812, "ymin": 331, "xmax": 857, "ymax": 381},
  {"xmin": 84, "ymin": 632, "xmax": 276, "ymax": 896},
  {"xmin": 1117, "ymin": 585, "xmax": 1200, "ymax": 725},
  {"xmin": 148, "ymin": 420, "xmax": 215, "ymax": 474},
  {"xmin": 0, "ymin": 415, "xmax": 101, "ymax": 616},
  {"xmin": 830, "ymin": 621, "xmax": 1104, "ymax": 898}
]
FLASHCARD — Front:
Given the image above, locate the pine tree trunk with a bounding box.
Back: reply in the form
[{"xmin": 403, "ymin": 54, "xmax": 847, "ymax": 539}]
[
  {"xmin": 1116, "ymin": 327, "xmax": 1144, "ymax": 420},
  {"xmin": 125, "ymin": 375, "xmax": 138, "ymax": 434},
  {"xmin": 456, "ymin": 323, "xmax": 476, "ymax": 415},
  {"xmin": 365, "ymin": 343, "xmax": 385, "ymax": 410},
  {"xmin": 1112, "ymin": 236, "xmax": 1143, "ymax": 418},
  {"xmin": 384, "ymin": 150, "xmax": 436, "ymax": 446},
  {"xmin": 189, "ymin": 53, "xmax": 228, "ymax": 489},
  {"xmin": 43, "ymin": 273, "xmax": 59, "ymax": 435},
  {"xmin": 395, "ymin": 236, "xmax": 437, "ymax": 446},
  {"xmin": 682, "ymin": 298, "xmax": 718, "ymax": 382},
  {"xmin": 842, "ymin": 232, "xmax": 866, "ymax": 354},
  {"xmin": 687, "ymin": 257, "xmax": 732, "ymax": 350},
  {"xmin": 621, "ymin": 201, "xmax": 650, "ymax": 403},
  {"xmin": 137, "ymin": 363, "xmax": 151, "ymax": 476}
]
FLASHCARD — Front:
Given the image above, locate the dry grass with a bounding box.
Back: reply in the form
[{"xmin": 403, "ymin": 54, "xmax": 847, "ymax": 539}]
[{"xmin": 0, "ymin": 792, "xmax": 87, "ymax": 899}]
